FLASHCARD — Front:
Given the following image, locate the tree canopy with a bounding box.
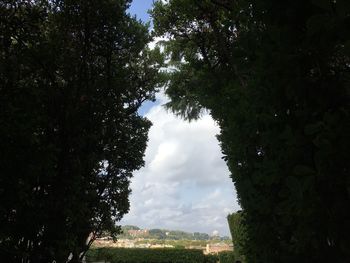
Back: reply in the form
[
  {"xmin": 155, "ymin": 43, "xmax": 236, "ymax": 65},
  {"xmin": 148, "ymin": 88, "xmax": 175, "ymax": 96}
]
[
  {"xmin": 152, "ymin": 0, "xmax": 350, "ymax": 262},
  {"xmin": 0, "ymin": 0, "xmax": 164, "ymax": 262}
]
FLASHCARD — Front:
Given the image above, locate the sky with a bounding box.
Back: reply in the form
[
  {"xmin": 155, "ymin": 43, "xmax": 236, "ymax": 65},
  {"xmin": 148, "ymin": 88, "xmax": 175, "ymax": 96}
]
[
  {"xmin": 128, "ymin": 0, "xmax": 153, "ymax": 24},
  {"xmin": 121, "ymin": 0, "xmax": 240, "ymax": 236}
]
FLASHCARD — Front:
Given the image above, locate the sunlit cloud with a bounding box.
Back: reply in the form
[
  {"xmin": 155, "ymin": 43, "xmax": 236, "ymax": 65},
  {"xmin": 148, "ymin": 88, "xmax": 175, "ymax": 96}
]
[{"xmin": 121, "ymin": 91, "xmax": 240, "ymax": 236}]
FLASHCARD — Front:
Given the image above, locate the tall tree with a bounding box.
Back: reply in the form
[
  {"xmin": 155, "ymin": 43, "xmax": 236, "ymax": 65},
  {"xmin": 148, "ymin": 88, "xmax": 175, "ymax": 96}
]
[
  {"xmin": 152, "ymin": 0, "xmax": 350, "ymax": 262},
  {"xmin": 227, "ymin": 211, "xmax": 247, "ymax": 262},
  {"xmin": 0, "ymin": 0, "xmax": 164, "ymax": 262}
]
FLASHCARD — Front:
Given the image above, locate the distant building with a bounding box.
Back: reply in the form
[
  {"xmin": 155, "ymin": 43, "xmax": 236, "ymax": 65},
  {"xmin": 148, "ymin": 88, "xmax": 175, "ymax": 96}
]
[
  {"xmin": 128, "ymin": 229, "xmax": 149, "ymax": 237},
  {"xmin": 212, "ymin": 230, "xmax": 219, "ymax": 236},
  {"xmin": 205, "ymin": 243, "xmax": 233, "ymax": 254}
]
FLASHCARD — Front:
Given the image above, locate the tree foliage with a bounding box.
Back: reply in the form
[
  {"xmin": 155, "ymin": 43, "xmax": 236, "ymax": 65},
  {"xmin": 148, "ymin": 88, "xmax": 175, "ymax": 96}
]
[
  {"xmin": 227, "ymin": 212, "xmax": 247, "ymax": 262},
  {"xmin": 218, "ymin": 251, "xmax": 236, "ymax": 263},
  {"xmin": 0, "ymin": 0, "xmax": 164, "ymax": 262},
  {"xmin": 152, "ymin": 0, "xmax": 350, "ymax": 262},
  {"xmin": 86, "ymin": 247, "xmax": 218, "ymax": 263}
]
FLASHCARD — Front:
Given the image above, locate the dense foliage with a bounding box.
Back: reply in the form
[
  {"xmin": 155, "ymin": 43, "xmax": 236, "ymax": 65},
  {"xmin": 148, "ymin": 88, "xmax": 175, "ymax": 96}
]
[
  {"xmin": 133, "ymin": 239, "xmax": 231, "ymax": 249},
  {"xmin": 0, "ymin": 0, "xmax": 164, "ymax": 262},
  {"xmin": 117, "ymin": 226, "xmax": 226, "ymax": 241},
  {"xmin": 86, "ymin": 247, "xmax": 218, "ymax": 263},
  {"xmin": 152, "ymin": 0, "xmax": 350, "ymax": 262},
  {"xmin": 227, "ymin": 212, "xmax": 247, "ymax": 262},
  {"xmin": 218, "ymin": 251, "xmax": 236, "ymax": 263},
  {"xmin": 147, "ymin": 229, "xmax": 211, "ymax": 240}
]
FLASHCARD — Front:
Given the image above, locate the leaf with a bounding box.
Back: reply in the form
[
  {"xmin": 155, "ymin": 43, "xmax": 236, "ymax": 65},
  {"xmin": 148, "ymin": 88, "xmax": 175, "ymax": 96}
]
[
  {"xmin": 304, "ymin": 121, "xmax": 324, "ymax": 135},
  {"xmin": 286, "ymin": 176, "xmax": 300, "ymax": 190},
  {"xmin": 286, "ymin": 176, "xmax": 303, "ymax": 200},
  {"xmin": 342, "ymin": 40, "xmax": 350, "ymax": 57},
  {"xmin": 293, "ymin": 165, "xmax": 315, "ymax": 176},
  {"xmin": 312, "ymin": 136, "xmax": 332, "ymax": 150},
  {"xmin": 335, "ymin": 0, "xmax": 350, "ymax": 18},
  {"xmin": 312, "ymin": 0, "xmax": 333, "ymax": 11},
  {"xmin": 306, "ymin": 15, "xmax": 330, "ymax": 36}
]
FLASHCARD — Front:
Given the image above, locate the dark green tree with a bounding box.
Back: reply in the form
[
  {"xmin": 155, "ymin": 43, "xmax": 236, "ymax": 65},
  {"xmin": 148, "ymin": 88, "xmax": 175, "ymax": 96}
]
[
  {"xmin": 152, "ymin": 0, "xmax": 350, "ymax": 262},
  {"xmin": 227, "ymin": 211, "xmax": 247, "ymax": 262},
  {"xmin": 0, "ymin": 0, "xmax": 164, "ymax": 262}
]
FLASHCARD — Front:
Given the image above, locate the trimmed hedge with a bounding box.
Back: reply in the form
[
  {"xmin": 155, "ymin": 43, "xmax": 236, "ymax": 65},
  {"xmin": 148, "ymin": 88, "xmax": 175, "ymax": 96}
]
[
  {"xmin": 218, "ymin": 251, "xmax": 235, "ymax": 263},
  {"xmin": 86, "ymin": 247, "xmax": 219, "ymax": 263}
]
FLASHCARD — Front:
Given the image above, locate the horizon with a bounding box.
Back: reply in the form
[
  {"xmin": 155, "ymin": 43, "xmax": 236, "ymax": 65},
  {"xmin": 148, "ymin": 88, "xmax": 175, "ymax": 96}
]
[{"xmin": 119, "ymin": 224, "xmax": 232, "ymax": 238}]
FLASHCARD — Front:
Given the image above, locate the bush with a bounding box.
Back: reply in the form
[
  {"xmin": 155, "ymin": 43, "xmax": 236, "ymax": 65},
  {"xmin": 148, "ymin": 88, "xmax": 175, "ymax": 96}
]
[
  {"xmin": 86, "ymin": 247, "xmax": 215, "ymax": 263},
  {"xmin": 218, "ymin": 251, "xmax": 235, "ymax": 263},
  {"xmin": 205, "ymin": 254, "xmax": 219, "ymax": 263}
]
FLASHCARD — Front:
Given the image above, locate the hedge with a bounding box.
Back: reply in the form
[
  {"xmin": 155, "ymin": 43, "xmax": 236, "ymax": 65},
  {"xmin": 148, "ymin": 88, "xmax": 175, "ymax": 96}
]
[{"xmin": 86, "ymin": 247, "xmax": 219, "ymax": 263}]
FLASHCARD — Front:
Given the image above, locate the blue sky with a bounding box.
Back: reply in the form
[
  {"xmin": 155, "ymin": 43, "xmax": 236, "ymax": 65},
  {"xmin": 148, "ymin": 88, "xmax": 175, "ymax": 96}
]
[
  {"xmin": 128, "ymin": 0, "xmax": 157, "ymax": 116},
  {"xmin": 121, "ymin": 1, "xmax": 240, "ymax": 236},
  {"xmin": 128, "ymin": 0, "xmax": 153, "ymax": 23}
]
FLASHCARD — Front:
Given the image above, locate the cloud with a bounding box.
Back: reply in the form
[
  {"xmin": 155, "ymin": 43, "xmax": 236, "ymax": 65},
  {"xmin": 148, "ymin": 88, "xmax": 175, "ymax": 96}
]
[
  {"xmin": 148, "ymin": 36, "xmax": 168, "ymax": 50},
  {"xmin": 121, "ymin": 92, "xmax": 240, "ymax": 236}
]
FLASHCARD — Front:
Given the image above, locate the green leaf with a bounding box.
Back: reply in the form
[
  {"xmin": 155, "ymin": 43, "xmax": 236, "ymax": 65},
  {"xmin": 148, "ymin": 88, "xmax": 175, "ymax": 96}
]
[
  {"xmin": 293, "ymin": 165, "xmax": 315, "ymax": 176},
  {"xmin": 342, "ymin": 40, "xmax": 350, "ymax": 57},
  {"xmin": 306, "ymin": 15, "xmax": 329, "ymax": 35},
  {"xmin": 312, "ymin": 0, "xmax": 333, "ymax": 11},
  {"xmin": 304, "ymin": 122, "xmax": 324, "ymax": 135},
  {"xmin": 312, "ymin": 136, "xmax": 332, "ymax": 150},
  {"xmin": 286, "ymin": 176, "xmax": 303, "ymax": 200},
  {"xmin": 335, "ymin": 0, "xmax": 350, "ymax": 18},
  {"xmin": 286, "ymin": 176, "xmax": 300, "ymax": 191}
]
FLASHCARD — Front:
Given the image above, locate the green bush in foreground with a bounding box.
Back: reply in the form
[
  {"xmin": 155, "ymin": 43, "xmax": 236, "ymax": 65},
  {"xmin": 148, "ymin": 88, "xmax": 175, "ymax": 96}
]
[
  {"xmin": 218, "ymin": 251, "xmax": 235, "ymax": 263},
  {"xmin": 86, "ymin": 247, "xmax": 219, "ymax": 263}
]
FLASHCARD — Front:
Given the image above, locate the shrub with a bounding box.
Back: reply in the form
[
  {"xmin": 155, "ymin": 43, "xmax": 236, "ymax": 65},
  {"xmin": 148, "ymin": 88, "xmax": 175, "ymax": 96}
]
[
  {"xmin": 218, "ymin": 251, "xmax": 235, "ymax": 263},
  {"xmin": 86, "ymin": 247, "xmax": 215, "ymax": 263}
]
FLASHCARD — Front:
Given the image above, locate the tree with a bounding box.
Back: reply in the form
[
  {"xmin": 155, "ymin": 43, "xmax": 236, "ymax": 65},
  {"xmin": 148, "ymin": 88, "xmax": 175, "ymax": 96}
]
[
  {"xmin": 149, "ymin": 229, "xmax": 167, "ymax": 239},
  {"xmin": 152, "ymin": 0, "xmax": 350, "ymax": 262},
  {"xmin": 0, "ymin": 0, "xmax": 164, "ymax": 262},
  {"xmin": 227, "ymin": 212, "xmax": 247, "ymax": 262}
]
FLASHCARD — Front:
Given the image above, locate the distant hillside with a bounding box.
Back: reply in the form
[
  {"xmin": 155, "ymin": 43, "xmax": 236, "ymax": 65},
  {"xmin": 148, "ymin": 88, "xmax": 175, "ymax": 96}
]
[{"xmin": 116, "ymin": 226, "xmax": 230, "ymax": 241}]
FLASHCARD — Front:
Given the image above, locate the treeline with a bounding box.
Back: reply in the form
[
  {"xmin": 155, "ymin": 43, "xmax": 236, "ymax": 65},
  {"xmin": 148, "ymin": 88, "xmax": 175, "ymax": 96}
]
[
  {"xmin": 0, "ymin": 1, "xmax": 164, "ymax": 262},
  {"xmin": 116, "ymin": 226, "xmax": 230, "ymax": 241}
]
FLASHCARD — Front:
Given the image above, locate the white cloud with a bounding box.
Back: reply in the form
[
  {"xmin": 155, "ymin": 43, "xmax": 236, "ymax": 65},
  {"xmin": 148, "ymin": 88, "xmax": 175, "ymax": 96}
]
[
  {"xmin": 121, "ymin": 91, "xmax": 240, "ymax": 236},
  {"xmin": 148, "ymin": 36, "xmax": 168, "ymax": 50}
]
